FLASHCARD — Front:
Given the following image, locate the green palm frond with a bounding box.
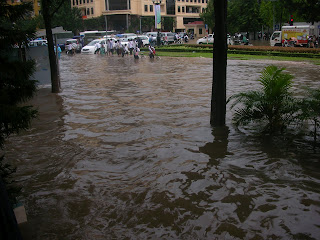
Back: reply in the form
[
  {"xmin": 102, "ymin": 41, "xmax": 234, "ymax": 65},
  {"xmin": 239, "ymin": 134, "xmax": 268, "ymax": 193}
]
[{"xmin": 228, "ymin": 65, "xmax": 299, "ymax": 134}]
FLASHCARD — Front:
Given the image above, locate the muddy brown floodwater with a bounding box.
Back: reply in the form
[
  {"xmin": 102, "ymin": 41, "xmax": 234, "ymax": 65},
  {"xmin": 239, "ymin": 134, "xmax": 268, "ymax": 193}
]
[{"xmin": 3, "ymin": 54, "xmax": 320, "ymax": 239}]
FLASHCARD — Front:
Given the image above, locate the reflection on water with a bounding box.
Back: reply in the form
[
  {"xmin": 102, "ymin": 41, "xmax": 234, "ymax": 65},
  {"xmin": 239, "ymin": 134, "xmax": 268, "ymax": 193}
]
[{"xmin": 4, "ymin": 54, "xmax": 320, "ymax": 239}]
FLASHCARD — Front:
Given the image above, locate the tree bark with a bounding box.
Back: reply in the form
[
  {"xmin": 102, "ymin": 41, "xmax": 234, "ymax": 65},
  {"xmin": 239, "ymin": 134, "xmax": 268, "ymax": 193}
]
[
  {"xmin": 210, "ymin": 0, "xmax": 227, "ymax": 126},
  {"xmin": 41, "ymin": 0, "xmax": 60, "ymax": 93}
]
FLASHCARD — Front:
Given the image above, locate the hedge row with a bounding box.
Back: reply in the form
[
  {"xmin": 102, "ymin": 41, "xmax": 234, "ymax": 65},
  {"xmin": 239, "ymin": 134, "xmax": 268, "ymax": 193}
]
[
  {"xmin": 187, "ymin": 44, "xmax": 320, "ymax": 53},
  {"xmin": 150, "ymin": 44, "xmax": 320, "ymax": 58}
]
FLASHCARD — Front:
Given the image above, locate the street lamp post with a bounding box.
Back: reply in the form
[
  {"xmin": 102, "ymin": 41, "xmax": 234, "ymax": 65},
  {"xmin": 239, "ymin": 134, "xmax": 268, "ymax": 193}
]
[{"xmin": 152, "ymin": 0, "xmax": 162, "ymax": 46}]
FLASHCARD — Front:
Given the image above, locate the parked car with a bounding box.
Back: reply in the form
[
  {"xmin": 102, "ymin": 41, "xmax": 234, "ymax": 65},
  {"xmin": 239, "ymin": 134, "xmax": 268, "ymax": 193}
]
[
  {"xmin": 136, "ymin": 35, "xmax": 149, "ymax": 46},
  {"xmin": 28, "ymin": 39, "xmax": 48, "ymax": 47},
  {"xmin": 146, "ymin": 32, "xmax": 166, "ymax": 45},
  {"xmin": 146, "ymin": 32, "xmax": 158, "ymax": 44},
  {"xmin": 119, "ymin": 35, "xmax": 137, "ymax": 47},
  {"xmin": 81, "ymin": 38, "xmax": 106, "ymax": 54},
  {"xmin": 161, "ymin": 32, "xmax": 175, "ymax": 44},
  {"xmin": 196, "ymin": 34, "xmax": 214, "ymax": 44},
  {"xmin": 119, "ymin": 33, "xmax": 137, "ymax": 42}
]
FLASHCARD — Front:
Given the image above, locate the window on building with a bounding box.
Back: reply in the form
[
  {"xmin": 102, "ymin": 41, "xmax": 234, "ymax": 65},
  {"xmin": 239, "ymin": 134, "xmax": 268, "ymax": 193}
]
[
  {"xmin": 91, "ymin": 0, "xmax": 93, "ymax": 2},
  {"xmin": 87, "ymin": 8, "xmax": 90, "ymax": 15},
  {"xmin": 202, "ymin": 0, "xmax": 204, "ymax": 3},
  {"xmin": 76, "ymin": 0, "xmax": 78, "ymax": 5},
  {"xmin": 73, "ymin": 0, "xmax": 75, "ymax": 5},
  {"xmin": 87, "ymin": 0, "xmax": 89, "ymax": 3},
  {"xmin": 91, "ymin": 7, "xmax": 94, "ymax": 14},
  {"xmin": 186, "ymin": 0, "xmax": 188, "ymax": 2},
  {"xmin": 190, "ymin": 0, "xmax": 192, "ymax": 2},
  {"xmin": 182, "ymin": 6, "xmax": 185, "ymax": 12},
  {"xmin": 166, "ymin": 0, "xmax": 175, "ymax": 15},
  {"xmin": 198, "ymin": 0, "xmax": 200, "ymax": 2},
  {"xmin": 199, "ymin": 28, "xmax": 202, "ymax": 35},
  {"xmin": 109, "ymin": 0, "xmax": 130, "ymax": 10},
  {"xmin": 178, "ymin": 6, "xmax": 180, "ymax": 12},
  {"xmin": 206, "ymin": 0, "xmax": 207, "ymax": 2},
  {"xmin": 144, "ymin": 5, "xmax": 148, "ymax": 11},
  {"xmin": 150, "ymin": 5, "xmax": 153, "ymax": 12},
  {"xmin": 80, "ymin": 0, "xmax": 82, "ymax": 4}
]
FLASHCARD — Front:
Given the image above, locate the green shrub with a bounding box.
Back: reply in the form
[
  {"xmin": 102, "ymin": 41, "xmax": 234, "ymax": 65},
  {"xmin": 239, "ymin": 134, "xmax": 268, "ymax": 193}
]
[{"xmin": 228, "ymin": 66, "xmax": 300, "ymax": 134}]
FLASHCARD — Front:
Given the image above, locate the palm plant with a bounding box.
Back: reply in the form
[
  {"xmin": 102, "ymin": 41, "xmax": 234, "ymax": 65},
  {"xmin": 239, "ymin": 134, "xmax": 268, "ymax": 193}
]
[{"xmin": 228, "ymin": 65, "xmax": 300, "ymax": 134}]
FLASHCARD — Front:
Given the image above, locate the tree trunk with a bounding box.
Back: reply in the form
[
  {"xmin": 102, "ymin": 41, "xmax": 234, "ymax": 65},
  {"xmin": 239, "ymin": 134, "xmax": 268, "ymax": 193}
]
[
  {"xmin": 210, "ymin": 0, "xmax": 227, "ymax": 126},
  {"xmin": 41, "ymin": 0, "xmax": 60, "ymax": 93}
]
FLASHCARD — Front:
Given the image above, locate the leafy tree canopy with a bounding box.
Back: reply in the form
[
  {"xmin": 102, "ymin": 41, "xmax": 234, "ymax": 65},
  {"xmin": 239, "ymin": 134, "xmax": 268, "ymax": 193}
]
[
  {"xmin": 200, "ymin": 0, "xmax": 214, "ymax": 30},
  {"xmin": 0, "ymin": 1, "xmax": 38, "ymax": 147},
  {"xmin": 51, "ymin": 0, "xmax": 83, "ymax": 34},
  {"xmin": 290, "ymin": 0, "xmax": 320, "ymax": 24},
  {"xmin": 202, "ymin": 0, "xmax": 320, "ymax": 34}
]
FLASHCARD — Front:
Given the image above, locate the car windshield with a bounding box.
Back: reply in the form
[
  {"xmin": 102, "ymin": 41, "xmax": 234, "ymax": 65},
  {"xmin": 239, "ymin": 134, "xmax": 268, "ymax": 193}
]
[{"xmin": 87, "ymin": 40, "xmax": 99, "ymax": 46}]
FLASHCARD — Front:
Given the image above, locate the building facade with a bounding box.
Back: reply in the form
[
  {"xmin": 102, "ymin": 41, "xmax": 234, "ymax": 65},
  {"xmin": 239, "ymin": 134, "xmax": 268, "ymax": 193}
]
[
  {"xmin": 7, "ymin": 0, "xmax": 41, "ymax": 16},
  {"xmin": 72, "ymin": 0, "xmax": 209, "ymax": 36}
]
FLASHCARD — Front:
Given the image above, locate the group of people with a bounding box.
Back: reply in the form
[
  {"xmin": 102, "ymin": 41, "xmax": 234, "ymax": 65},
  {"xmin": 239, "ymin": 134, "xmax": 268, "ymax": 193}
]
[
  {"xmin": 94, "ymin": 38, "xmax": 156, "ymax": 59},
  {"xmin": 308, "ymin": 35, "xmax": 319, "ymax": 48}
]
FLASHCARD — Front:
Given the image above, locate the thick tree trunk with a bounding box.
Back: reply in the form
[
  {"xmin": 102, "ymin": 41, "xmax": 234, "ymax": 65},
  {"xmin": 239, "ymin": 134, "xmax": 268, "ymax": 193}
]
[
  {"xmin": 42, "ymin": 0, "xmax": 60, "ymax": 93},
  {"xmin": 210, "ymin": 0, "xmax": 227, "ymax": 126}
]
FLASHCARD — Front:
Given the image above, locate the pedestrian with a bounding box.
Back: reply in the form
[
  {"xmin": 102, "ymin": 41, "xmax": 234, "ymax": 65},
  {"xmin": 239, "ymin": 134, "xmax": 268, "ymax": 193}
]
[
  {"xmin": 149, "ymin": 45, "xmax": 155, "ymax": 58},
  {"xmin": 184, "ymin": 34, "xmax": 189, "ymax": 43},
  {"xmin": 66, "ymin": 43, "xmax": 74, "ymax": 55},
  {"xmin": 175, "ymin": 33, "xmax": 179, "ymax": 43},
  {"xmin": 128, "ymin": 39, "xmax": 134, "ymax": 55},
  {"xmin": 107, "ymin": 39, "xmax": 114, "ymax": 55},
  {"xmin": 122, "ymin": 44, "xmax": 128, "ymax": 57},
  {"xmin": 100, "ymin": 41, "xmax": 106, "ymax": 54},
  {"xmin": 133, "ymin": 46, "xmax": 140, "ymax": 59},
  {"xmin": 115, "ymin": 40, "xmax": 121, "ymax": 56},
  {"xmin": 137, "ymin": 37, "xmax": 143, "ymax": 48},
  {"xmin": 57, "ymin": 45, "xmax": 61, "ymax": 59},
  {"xmin": 94, "ymin": 41, "xmax": 100, "ymax": 54}
]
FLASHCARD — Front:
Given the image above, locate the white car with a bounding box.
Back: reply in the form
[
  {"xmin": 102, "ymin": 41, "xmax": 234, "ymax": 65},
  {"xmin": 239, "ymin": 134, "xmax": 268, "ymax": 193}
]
[
  {"xmin": 28, "ymin": 39, "xmax": 48, "ymax": 47},
  {"xmin": 119, "ymin": 36, "xmax": 136, "ymax": 47},
  {"xmin": 119, "ymin": 33, "xmax": 137, "ymax": 41},
  {"xmin": 137, "ymin": 35, "xmax": 149, "ymax": 46},
  {"xmin": 81, "ymin": 38, "xmax": 106, "ymax": 54},
  {"xmin": 196, "ymin": 34, "xmax": 214, "ymax": 44}
]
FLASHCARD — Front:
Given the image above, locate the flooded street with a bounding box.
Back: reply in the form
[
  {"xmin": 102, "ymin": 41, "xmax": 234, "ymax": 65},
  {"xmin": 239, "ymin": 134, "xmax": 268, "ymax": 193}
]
[{"xmin": 4, "ymin": 54, "xmax": 320, "ymax": 239}]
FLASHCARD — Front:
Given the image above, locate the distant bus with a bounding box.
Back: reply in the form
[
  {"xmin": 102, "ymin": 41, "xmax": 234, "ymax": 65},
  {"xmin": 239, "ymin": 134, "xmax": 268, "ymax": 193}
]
[
  {"xmin": 54, "ymin": 31, "xmax": 73, "ymax": 50},
  {"xmin": 80, "ymin": 31, "xmax": 117, "ymax": 45}
]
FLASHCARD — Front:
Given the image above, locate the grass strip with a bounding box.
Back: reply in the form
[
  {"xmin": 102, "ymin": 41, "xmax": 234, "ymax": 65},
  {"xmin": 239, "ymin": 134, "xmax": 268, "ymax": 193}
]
[
  {"xmin": 143, "ymin": 45, "xmax": 320, "ymax": 59},
  {"xmin": 140, "ymin": 50, "xmax": 320, "ymax": 65},
  {"xmin": 140, "ymin": 45, "xmax": 320, "ymax": 64}
]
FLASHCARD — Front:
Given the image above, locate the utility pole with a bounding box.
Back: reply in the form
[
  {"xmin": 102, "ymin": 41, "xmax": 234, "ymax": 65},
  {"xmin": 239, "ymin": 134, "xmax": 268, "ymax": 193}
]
[
  {"xmin": 105, "ymin": 15, "xmax": 108, "ymax": 32},
  {"xmin": 210, "ymin": 0, "xmax": 227, "ymax": 126}
]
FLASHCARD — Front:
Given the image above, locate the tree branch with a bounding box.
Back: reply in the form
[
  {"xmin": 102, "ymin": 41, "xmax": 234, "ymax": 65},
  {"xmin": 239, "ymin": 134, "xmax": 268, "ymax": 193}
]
[{"xmin": 49, "ymin": 0, "xmax": 67, "ymax": 18}]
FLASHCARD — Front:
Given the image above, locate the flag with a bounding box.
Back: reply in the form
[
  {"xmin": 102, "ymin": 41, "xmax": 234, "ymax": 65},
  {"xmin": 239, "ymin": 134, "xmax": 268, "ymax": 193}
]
[{"xmin": 155, "ymin": 5, "xmax": 161, "ymax": 29}]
